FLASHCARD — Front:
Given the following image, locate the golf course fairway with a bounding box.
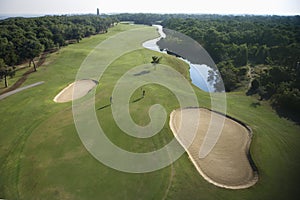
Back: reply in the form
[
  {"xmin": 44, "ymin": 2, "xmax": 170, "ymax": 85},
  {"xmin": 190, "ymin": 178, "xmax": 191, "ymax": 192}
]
[{"xmin": 0, "ymin": 24, "xmax": 299, "ymax": 200}]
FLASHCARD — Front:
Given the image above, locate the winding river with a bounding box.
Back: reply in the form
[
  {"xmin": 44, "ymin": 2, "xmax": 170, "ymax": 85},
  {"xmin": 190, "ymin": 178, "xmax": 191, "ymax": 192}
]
[{"xmin": 143, "ymin": 25, "xmax": 217, "ymax": 92}]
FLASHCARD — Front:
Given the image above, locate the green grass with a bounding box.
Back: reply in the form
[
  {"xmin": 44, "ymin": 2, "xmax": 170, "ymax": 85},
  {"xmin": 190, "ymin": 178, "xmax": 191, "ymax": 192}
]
[{"xmin": 0, "ymin": 23, "xmax": 300, "ymax": 200}]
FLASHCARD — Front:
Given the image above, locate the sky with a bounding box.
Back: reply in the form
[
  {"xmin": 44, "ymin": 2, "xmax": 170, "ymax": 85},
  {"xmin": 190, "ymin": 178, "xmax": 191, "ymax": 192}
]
[{"xmin": 0, "ymin": 0, "xmax": 299, "ymax": 16}]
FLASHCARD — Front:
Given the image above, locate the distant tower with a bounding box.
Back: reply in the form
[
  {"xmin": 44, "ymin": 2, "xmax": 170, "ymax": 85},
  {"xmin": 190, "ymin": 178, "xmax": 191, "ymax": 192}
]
[{"xmin": 97, "ymin": 8, "xmax": 100, "ymax": 16}]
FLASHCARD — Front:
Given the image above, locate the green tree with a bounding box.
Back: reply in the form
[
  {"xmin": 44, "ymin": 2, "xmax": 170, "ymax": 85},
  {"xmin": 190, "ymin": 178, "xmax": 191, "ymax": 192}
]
[
  {"xmin": 151, "ymin": 56, "xmax": 161, "ymax": 64},
  {"xmin": 0, "ymin": 59, "xmax": 15, "ymax": 88},
  {"xmin": 273, "ymin": 86, "xmax": 300, "ymax": 113},
  {"xmin": 38, "ymin": 37, "xmax": 55, "ymax": 51},
  {"xmin": 23, "ymin": 39, "xmax": 44, "ymax": 71},
  {"xmin": 250, "ymin": 79, "xmax": 260, "ymax": 91},
  {"xmin": 0, "ymin": 38, "xmax": 17, "ymax": 66},
  {"xmin": 255, "ymin": 45, "xmax": 269, "ymax": 64},
  {"xmin": 218, "ymin": 61, "xmax": 239, "ymax": 91},
  {"xmin": 0, "ymin": 14, "xmax": 118, "ymax": 66},
  {"xmin": 237, "ymin": 44, "xmax": 248, "ymax": 66}
]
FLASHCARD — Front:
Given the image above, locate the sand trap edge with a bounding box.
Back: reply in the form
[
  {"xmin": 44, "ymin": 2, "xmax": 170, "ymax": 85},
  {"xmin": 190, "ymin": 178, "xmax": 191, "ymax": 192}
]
[
  {"xmin": 53, "ymin": 79, "xmax": 98, "ymax": 103},
  {"xmin": 169, "ymin": 107, "xmax": 259, "ymax": 189}
]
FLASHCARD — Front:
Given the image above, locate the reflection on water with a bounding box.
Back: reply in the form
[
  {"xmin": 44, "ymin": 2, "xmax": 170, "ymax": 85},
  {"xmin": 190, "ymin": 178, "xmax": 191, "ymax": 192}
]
[
  {"xmin": 189, "ymin": 62, "xmax": 215, "ymax": 92},
  {"xmin": 143, "ymin": 25, "xmax": 220, "ymax": 92}
]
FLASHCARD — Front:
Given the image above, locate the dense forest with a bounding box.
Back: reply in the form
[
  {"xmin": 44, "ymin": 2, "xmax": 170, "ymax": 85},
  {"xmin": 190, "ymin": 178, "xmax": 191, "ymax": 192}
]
[{"xmin": 0, "ymin": 15, "xmax": 116, "ymax": 87}]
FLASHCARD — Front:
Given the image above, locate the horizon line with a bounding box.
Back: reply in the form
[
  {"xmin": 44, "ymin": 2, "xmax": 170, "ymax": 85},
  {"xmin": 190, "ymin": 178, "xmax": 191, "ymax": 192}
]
[{"xmin": 0, "ymin": 12, "xmax": 299, "ymax": 19}]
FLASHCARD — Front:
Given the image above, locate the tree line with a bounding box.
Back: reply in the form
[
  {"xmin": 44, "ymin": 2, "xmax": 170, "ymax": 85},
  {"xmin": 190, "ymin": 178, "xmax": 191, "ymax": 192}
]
[
  {"xmin": 160, "ymin": 15, "xmax": 300, "ymax": 118},
  {"xmin": 0, "ymin": 15, "xmax": 116, "ymax": 87}
]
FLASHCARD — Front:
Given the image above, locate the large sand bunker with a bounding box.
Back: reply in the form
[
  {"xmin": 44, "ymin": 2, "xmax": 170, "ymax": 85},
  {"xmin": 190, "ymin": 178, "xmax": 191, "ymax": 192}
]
[
  {"xmin": 54, "ymin": 79, "xmax": 98, "ymax": 103},
  {"xmin": 170, "ymin": 108, "xmax": 258, "ymax": 189}
]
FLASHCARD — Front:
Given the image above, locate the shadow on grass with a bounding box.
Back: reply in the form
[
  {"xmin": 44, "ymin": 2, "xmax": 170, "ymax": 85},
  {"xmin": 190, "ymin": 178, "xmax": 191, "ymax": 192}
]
[
  {"xmin": 273, "ymin": 106, "xmax": 300, "ymax": 125},
  {"xmin": 97, "ymin": 97, "xmax": 144, "ymax": 110},
  {"xmin": 249, "ymin": 100, "xmax": 300, "ymax": 124},
  {"xmin": 132, "ymin": 97, "xmax": 144, "ymax": 103},
  {"xmin": 250, "ymin": 102, "xmax": 261, "ymax": 108},
  {"xmin": 98, "ymin": 104, "xmax": 111, "ymax": 110},
  {"xmin": 133, "ymin": 70, "xmax": 150, "ymax": 76}
]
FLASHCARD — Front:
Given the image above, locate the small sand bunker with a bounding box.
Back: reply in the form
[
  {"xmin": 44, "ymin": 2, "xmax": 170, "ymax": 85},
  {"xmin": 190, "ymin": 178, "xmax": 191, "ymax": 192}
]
[
  {"xmin": 54, "ymin": 79, "xmax": 98, "ymax": 103},
  {"xmin": 170, "ymin": 108, "xmax": 258, "ymax": 189}
]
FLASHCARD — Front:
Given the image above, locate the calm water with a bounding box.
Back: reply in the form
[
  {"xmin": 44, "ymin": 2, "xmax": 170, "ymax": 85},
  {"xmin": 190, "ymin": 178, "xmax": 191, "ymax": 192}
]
[{"xmin": 143, "ymin": 25, "xmax": 216, "ymax": 92}]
